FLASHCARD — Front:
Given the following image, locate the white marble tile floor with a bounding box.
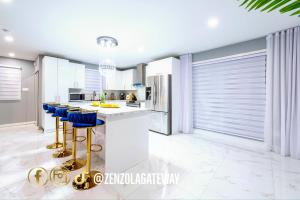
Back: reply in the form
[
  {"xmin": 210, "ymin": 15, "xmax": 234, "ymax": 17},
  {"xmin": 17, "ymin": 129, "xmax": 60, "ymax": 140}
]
[{"xmin": 1, "ymin": 124, "xmax": 300, "ymax": 199}]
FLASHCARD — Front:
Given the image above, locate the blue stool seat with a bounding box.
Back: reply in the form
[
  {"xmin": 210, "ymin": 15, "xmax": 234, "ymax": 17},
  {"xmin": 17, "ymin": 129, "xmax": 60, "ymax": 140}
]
[
  {"xmin": 55, "ymin": 108, "xmax": 69, "ymax": 121},
  {"xmin": 60, "ymin": 117, "xmax": 69, "ymax": 122},
  {"xmin": 68, "ymin": 112, "xmax": 105, "ymax": 128},
  {"xmin": 47, "ymin": 105, "xmax": 56, "ymax": 114},
  {"xmin": 73, "ymin": 119, "xmax": 105, "ymax": 128},
  {"xmin": 52, "ymin": 113, "xmax": 59, "ymax": 117},
  {"xmin": 96, "ymin": 119, "xmax": 105, "ymax": 126},
  {"xmin": 43, "ymin": 103, "xmax": 49, "ymax": 111}
]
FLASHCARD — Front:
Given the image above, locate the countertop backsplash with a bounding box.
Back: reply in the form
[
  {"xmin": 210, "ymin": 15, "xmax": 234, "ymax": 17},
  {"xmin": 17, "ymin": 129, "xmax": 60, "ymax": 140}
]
[{"xmin": 83, "ymin": 88, "xmax": 145, "ymax": 101}]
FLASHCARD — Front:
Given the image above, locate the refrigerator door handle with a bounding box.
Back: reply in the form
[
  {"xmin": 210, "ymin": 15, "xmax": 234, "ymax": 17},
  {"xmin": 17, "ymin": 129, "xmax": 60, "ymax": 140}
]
[{"xmin": 153, "ymin": 82, "xmax": 157, "ymax": 105}]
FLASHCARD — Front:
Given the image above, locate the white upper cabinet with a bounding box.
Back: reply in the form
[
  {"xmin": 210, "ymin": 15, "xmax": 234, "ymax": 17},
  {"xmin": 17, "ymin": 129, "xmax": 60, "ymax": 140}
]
[
  {"xmin": 102, "ymin": 69, "xmax": 116, "ymax": 90},
  {"xmin": 115, "ymin": 70, "xmax": 123, "ymax": 90},
  {"xmin": 42, "ymin": 56, "xmax": 58, "ymax": 103},
  {"xmin": 103, "ymin": 69, "xmax": 135, "ymax": 91},
  {"xmin": 42, "ymin": 57, "xmax": 86, "ymax": 104},
  {"xmin": 124, "ymin": 69, "xmax": 135, "ymax": 90},
  {"xmin": 57, "ymin": 58, "xmax": 71, "ymax": 104},
  {"xmin": 146, "ymin": 57, "xmax": 176, "ymax": 76},
  {"xmin": 69, "ymin": 62, "xmax": 85, "ymax": 89}
]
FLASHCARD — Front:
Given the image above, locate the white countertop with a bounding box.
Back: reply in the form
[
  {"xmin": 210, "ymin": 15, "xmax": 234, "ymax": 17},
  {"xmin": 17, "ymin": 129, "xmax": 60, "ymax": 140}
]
[{"xmin": 68, "ymin": 101, "xmax": 150, "ymax": 117}]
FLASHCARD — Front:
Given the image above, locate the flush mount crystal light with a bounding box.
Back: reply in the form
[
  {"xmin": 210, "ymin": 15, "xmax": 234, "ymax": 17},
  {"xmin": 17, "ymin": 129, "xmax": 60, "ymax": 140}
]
[
  {"xmin": 97, "ymin": 36, "xmax": 118, "ymax": 48},
  {"xmin": 97, "ymin": 36, "xmax": 118, "ymax": 70}
]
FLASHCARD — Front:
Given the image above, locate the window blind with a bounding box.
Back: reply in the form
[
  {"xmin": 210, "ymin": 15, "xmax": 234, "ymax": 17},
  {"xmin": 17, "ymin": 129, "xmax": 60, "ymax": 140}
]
[
  {"xmin": 0, "ymin": 65, "xmax": 21, "ymax": 100},
  {"xmin": 85, "ymin": 68, "xmax": 101, "ymax": 94},
  {"xmin": 192, "ymin": 51, "xmax": 266, "ymax": 140}
]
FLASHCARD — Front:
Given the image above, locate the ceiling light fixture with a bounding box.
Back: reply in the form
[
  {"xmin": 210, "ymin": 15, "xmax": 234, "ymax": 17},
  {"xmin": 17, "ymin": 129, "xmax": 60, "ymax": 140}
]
[
  {"xmin": 207, "ymin": 18, "xmax": 219, "ymax": 28},
  {"xmin": 4, "ymin": 35, "xmax": 14, "ymax": 42},
  {"xmin": 97, "ymin": 36, "xmax": 118, "ymax": 48},
  {"xmin": 97, "ymin": 36, "xmax": 118, "ymax": 70},
  {"xmin": 1, "ymin": 0, "xmax": 13, "ymax": 3},
  {"xmin": 138, "ymin": 46, "xmax": 145, "ymax": 53},
  {"xmin": 8, "ymin": 52, "xmax": 15, "ymax": 57}
]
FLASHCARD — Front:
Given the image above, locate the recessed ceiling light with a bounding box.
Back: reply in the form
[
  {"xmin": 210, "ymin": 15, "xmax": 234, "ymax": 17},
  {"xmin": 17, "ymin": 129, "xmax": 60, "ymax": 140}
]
[
  {"xmin": 138, "ymin": 46, "xmax": 145, "ymax": 53},
  {"xmin": 8, "ymin": 52, "xmax": 15, "ymax": 57},
  {"xmin": 207, "ymin": 18, "xmax": 219, "ymax": 28},
  {"xmin": 1, "ymin": 0, "xmax": 13, "ymax": 3},
  {"xmin": 4, "ymin": 35, "xmax": 14, "ymax": 42}
]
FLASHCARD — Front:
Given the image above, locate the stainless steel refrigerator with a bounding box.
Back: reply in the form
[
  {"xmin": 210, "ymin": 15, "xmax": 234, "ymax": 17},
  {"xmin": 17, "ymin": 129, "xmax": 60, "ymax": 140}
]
[{"xmin": 145, "ymin": 74, "xmax": 172, "ymax": 135}]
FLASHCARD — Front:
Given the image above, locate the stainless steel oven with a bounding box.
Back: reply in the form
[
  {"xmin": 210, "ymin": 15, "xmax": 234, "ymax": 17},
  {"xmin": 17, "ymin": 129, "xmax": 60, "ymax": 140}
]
[{"xmin": 69, "ymin": 93, "xmax": 85, "ymax": 102}]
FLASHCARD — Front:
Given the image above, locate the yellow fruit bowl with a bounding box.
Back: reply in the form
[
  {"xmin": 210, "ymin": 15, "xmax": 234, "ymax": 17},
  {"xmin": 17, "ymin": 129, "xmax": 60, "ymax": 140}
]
[
  {"xmin": 91, "ymin": 101, "xmax": 120, "ymax": 108},
  {"xmin": 100, "ymin": 103, "xmax": 120, "ymax": 108},
  {"xmin": 91, "ymin": 101, "xmax": 100, "ymax": 107}
]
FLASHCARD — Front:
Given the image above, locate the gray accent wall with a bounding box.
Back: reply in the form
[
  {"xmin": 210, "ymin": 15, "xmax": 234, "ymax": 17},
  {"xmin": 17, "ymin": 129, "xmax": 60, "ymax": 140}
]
[
  {"xmin": 0, "ymin": 57, "xmax": 36, "ymax": 125},
  {"xmin": 192, "ymin": 37, "xmax": 266, "ymax": 62}
]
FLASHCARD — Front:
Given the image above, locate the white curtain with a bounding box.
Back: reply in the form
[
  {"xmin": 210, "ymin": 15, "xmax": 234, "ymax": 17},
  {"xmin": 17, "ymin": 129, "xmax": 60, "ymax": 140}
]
[
  {"xmin": 265, "ymin": 26, "xmax": 300, "ymax": 159},
  {"xmin": 179, "ymin": 54, "xmax": 193, "ymax": 134}
]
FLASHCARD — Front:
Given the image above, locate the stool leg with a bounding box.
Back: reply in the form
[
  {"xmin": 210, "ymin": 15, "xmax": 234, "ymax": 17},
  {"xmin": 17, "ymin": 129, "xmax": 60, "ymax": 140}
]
[
  {"xmin": 72, "ymin": 127, "xmax": 101, "ymax": 190},
  {"xmin": 46, "ymin": 117, "xmax": 63, "ymax": 149},
  {"xmin": 73, "ymin": 128, "xmax": 77, "ymax": 160},
  {"xmin": 62, "ymin": 128, "xmax": 85, "ymax": 171},
  {"xmin": 86, "ymin": 127, "xmax": 92, "ymax": 173},
  {"xmin": 52, "ymin": 121, "xmax": 72, "ymax": 158}
]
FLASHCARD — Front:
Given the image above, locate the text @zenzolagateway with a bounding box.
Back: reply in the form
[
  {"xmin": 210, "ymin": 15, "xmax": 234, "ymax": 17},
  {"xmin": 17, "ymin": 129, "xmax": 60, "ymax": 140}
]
[{"xmin": 94, "ymin": 172, "xmax": 180, "ymax": 185}]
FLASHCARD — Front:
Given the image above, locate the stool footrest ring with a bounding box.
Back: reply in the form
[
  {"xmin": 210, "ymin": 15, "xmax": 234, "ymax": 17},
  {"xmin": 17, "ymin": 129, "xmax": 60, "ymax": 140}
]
[
  {"xmin": 67, "ymin": 131, "xmax": 73, "ymax": 135},
  {"xmin": 91, "ymin": 144, "xmax": 102, "ymax": 152},
  {"xmin": 76, "ymin": 136, "xmax": 86, "ymax": 142}
]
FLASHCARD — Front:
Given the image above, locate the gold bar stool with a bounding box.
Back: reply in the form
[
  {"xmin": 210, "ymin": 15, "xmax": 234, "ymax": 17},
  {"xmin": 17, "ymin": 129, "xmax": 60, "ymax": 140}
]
[
  {"xmin": 62, "ymin": 111, "xmax": 86, "ymax": 171},
  {"xmin": 71, "ymin": 112, "xmax": 105, "ymax": 190},
  {"xmin": 52, "ymin": 107, "xmax": 72, "ymax": 158},
  {"xmin": 43, "ymin": 104, "xmax": 63, "ymax": 149}
]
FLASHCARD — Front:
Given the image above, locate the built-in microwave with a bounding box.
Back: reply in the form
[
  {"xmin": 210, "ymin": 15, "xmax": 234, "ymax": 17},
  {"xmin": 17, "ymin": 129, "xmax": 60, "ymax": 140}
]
[{"xmin": 69, "ymin": 93, "xmax": 85, "ymax": 102}]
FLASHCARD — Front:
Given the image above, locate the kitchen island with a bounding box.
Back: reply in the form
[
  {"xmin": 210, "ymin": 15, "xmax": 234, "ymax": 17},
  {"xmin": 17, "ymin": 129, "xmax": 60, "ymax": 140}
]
[{"xmin": 68, "ymin": 101, "xmax": 150, "ymax": 173}]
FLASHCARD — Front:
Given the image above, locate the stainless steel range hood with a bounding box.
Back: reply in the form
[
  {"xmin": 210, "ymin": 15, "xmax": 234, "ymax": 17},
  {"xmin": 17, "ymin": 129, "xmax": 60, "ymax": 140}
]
[{"xmin": 133, "ymin": 63, "xmax": 147, "ymax": 87}]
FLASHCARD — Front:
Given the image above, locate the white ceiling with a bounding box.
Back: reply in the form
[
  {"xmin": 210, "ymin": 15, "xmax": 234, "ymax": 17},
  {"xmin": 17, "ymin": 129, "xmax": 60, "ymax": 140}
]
[{"xmin": 0, "ymin": 0, "xmax": 299, "ymax": 67}]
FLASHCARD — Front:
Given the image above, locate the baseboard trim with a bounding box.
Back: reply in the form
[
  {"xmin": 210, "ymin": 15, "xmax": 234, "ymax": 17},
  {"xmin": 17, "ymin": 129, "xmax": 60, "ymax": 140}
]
[{"xmin": 0, "ymin": 121, "xmax": 36, "ymax": 128}]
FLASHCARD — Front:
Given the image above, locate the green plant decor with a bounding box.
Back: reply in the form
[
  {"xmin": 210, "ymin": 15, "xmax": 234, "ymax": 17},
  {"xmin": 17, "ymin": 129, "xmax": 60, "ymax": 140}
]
[
  {"xmin": 100, "ymin": 93, "xmax": 105, "ymax": 104},
  {"xmin": 239, "ymin": 0, "xmax": 300, "ymax": 17}
]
